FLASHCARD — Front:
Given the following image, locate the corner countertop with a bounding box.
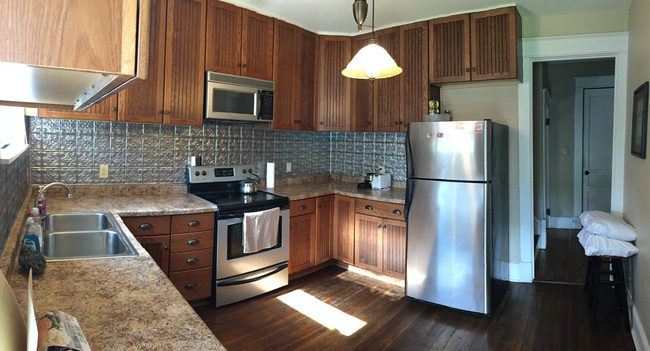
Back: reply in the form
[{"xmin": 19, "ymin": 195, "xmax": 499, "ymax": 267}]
[
  {"xmin": 260, "ymin": 179, "xmax": 406, "ymax": 204},
  {"xmin": 8, "ymin": 193, "xmax": 225, "ymax": 351}
]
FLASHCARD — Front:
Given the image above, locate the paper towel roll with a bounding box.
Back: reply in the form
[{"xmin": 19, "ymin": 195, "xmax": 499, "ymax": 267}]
[{"xmin": 267, "ymin": 163, "xmax": 275, "ymax": 188}]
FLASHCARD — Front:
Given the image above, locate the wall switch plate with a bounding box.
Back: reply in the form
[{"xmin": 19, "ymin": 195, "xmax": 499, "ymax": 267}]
[
  {"xmin": 562, "ymin": 147, "xmax": 569, "ymax": 156},
  {"xmin": 99, "ymin": 164, "xmax": 109, "ymax": 178},
  {"xmin": 378, "ymin": 165, "xmax": 385, "ymax": 174},
  {"xmin": 286, "ymin": 162, "xmax": 291, "ymax": 172}
]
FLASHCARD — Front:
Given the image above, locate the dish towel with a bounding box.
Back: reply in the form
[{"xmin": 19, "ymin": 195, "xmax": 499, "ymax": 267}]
[{"xmin": 243, "ymin": 207, "xmax": 280, "ymax": 254}]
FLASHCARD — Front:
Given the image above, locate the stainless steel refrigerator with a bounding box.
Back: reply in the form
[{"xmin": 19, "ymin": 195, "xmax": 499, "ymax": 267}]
[{"xmin": 404, "ymin": 120, "xmax": 509, "ymax": 315}]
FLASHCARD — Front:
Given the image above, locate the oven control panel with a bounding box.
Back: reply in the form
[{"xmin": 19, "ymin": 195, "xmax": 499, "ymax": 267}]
[{"xmin": 188, "ymin": 164, "xmax": 257, "ymax": 183}]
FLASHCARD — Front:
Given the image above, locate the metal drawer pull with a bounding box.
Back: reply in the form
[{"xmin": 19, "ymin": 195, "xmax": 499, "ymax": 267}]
[
  {"xmin": 365, "ymin": 205, "xmax": 373, "ymax": 210},
  {"xmin": 186, "ymin": 257, "xmax": 198, "ymax": 265},
  {"xmin": 299, "ymin": 205, "xmax": 307, "ymax": 210},
  {"xmin": 188, "ymin": 220, "xmax": 200, "ymax": 227},
  {"xmin": 139, "ymin": 223, "xmax": 153, "ymax": 230},
  {"xmin": 185, "ymin": 283, "xmax": 197, "ymax": 290},
  {"xmin": 187, "ymin": 239, "xmax": 200, "ymax": 246},
  {"xmin": 393, "ymin": 209, "xmax": 402, "ymax": 215}
]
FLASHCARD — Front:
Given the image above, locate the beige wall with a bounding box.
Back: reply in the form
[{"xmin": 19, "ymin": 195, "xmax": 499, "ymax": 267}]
[
  {"xmin": 624, "ymin": 0, "xmax": 650, "ymax": 340},
  {"xmin": 440, "ymin": 82, "xmax": 520, "ymax": 263},
  {"xmin": 522, "ymin": 10, "xmax": 629, "ymax": 38}
]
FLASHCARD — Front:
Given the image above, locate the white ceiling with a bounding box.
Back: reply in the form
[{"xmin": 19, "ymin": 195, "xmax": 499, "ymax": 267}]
[{"xmin": 223, "ymin": 0, "xmax": 632, "ymax": 35}]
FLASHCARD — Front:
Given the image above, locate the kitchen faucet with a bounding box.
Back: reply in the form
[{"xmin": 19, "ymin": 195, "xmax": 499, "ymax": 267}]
[{"xmin": 35, "ymin": 182, "xmax": 73, "ymax": 208}]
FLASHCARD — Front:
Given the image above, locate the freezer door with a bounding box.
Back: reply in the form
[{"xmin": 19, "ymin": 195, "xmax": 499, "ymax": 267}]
[
  {"xmin": 405, "ymin": 178, "xmax": 490, "ymax": 314},
  {"xmin": 407, "ymin": 121, "xmax": 490, "ymax": 181}
]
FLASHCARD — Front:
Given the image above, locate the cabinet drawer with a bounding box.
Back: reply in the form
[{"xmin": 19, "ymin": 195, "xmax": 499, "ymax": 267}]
[
  {"xmin": 171, "ymin": 212, "xmax": 215, "ymax": 234},
  {"xmin": 355, "ymin": 199, "xmax": 405, "ymax": 221},
  {"xmin": 170, "ymin": 231, "xmax": 214, "ymax": 253},
  {"xmin": 169, "ymin": 267, "xmax": 212, "ymax": 301},
  {"xmin": 123, "ymin": 216, "xmax": 171, "ymax": 236},
  {"xmin": 170, "ymin": 248, "xmax": 213, "ymax": 272},
  {"xmin": 290, "ymin": 198, "xmax": 316, "ymax": 216}
]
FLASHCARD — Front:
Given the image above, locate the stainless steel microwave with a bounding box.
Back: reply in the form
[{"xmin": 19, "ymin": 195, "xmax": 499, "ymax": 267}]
[{"xmin": 204, "ymin": 71, "xmax": 275, "ymax": 122}]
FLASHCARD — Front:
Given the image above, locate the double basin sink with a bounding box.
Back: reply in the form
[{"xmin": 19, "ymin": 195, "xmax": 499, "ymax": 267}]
[{"xmin": 43, "ymin": 212, "xmax": 138, "ymax": 261}]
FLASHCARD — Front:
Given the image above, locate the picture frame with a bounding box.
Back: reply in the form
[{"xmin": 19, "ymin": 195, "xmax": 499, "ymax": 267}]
[{"xmin": 631, "ymin": 81, "xmax": 649, "ymax": 159}]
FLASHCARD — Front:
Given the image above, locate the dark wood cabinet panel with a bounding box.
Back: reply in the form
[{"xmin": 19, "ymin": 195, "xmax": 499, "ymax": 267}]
[
  {"xmin": 137, "ymin": 235, "xmax": 170, "ymax": 276},
  {"xmin": 123, "ymin": 215, "xmax": 171, "ymax": 236},
  {"xmin": 171, "ymin": 212, "xmax": 215, "ymax": 234},
  {"xmin": 241, "ymin": 10, "xmax": 274, "ymax": 81},
  {"xmin": 400, "ymin": 21, "xmax": 428, "ymax": 132},
  {"xmin": 315, "ymin": 196, "xmax": 334, "ymax": 265},
  {"xmin": 429, "ymin": 14, "xmax": 470, "ymax": 84},
  {"xmin": 470, "ymin": 6, "xmax": 521, "ymax": 81},
  {"xmin": 170, "ymin": 248, "xmax": 213, "ymax": 272},
  {"xmin": 170, "ymin": 230, "xmax": 214, "ymax": 253},
  {"xmin": 289, "ymin": 213, "xmax": 317, "ymax": 274},
  {"xmin": 350, "ymin": 33, "xmax": 374, "ymax": 132},
  {"xmin": 295, "ymin": 29, "xmax": 318, "ymax": 131},
  {"xmin": 383, "ymin": 219, "xmax": 406, "ymax": 279},
  {"xmin": 373, "ymin": 27, "xmax": 401, "ymax": 132},
  {"xmin": 318, "ymin": 36, "xmax": 351, "ymax": 131},
  {"xmin": 272, "ymin": 20, "xmax": 299, "ymax": 130},
  {"xmin": 163, "ymin": 0, "xmax": 206, "ymax": 126},
  {"xmin": 39, "ymin": 95, "xmax": 118, "ymax": 121},
  {"xmin": 354, "ymin": 213, "xmax": 383, "ymax": 273},
  {"xmin": 169, "ymin": 266, "xmax": 212, "ymax": 300},
  {"xmin": 205, "ymin": 0, "xmax": 242, "ymax": 75},
  {"xmin": 333, "ymin": 195, "xmax": 355, "ymax": 265}
]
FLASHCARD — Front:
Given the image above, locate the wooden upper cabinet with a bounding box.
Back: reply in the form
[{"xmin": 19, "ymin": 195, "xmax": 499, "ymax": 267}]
[
  {"xmin": 354, "ymin": 213, "xmax": 383, "ymax": 273},
  {"xmin": 205, "ymin": 0, "xmax": 242, "ymax": 75},
  {"xmin": 318, "ymin": 36, "xmax": 351, "ymax": 131},
  {"xmin": 272, "ymin": 20, "xmax": 299, "ymax": 131},
  {"xmin": 333, "ymin": 195, "xmax": 355, "ymax": 265},
  {"xmin": 400, "ymin": 21, "xmax": 429, "ymax": 132},
  {"xmin": 315, "ymin": 196, "xmax": 334, "ymax": 265},
  {"xmin": 382, "ymin": 219, "xmax": 406, "ymax": 279},
  {"xmin": 470, "ymin": 6, "xmax": 522, "ymax": 81},
  {"xmin": 163, "ymin": 0, "xmax": 206, "ymax": 126},
  {"xmin": 350, "ymin": 34, "xmax": 374, "ymax": 132},
  {"xmin": 429, "ymin": 14, "xmax": 471, "ymax": 84},
  {"xmin": 241, "ymin": 10, "xmax": 274, "ymax": 81},
  {"xmin": 373, "ymin": 27, "xmax": 401, "ymax": 132},
  {"xmin": 118, "ymin": 0, "xmax": 168, "ymax": 124},
  {"xmin": 295, "ymin": 29, "xmax": 318, "ymax": 131},
  {"xmin": 289, "ymin": 213, "xmax": 317, "ymax": 274},
  {"xmin": 38, "ymin": 95, "xmax": 118, "ymax": 121}
]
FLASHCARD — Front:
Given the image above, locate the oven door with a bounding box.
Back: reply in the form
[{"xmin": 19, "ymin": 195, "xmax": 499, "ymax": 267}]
[
  {"xmin": 215, "ymin": 208, "xmax": 289, "ymax": 279},
  {"xmin": 205, "ymin": 81, "xmax": 261, "ymax": 122}
]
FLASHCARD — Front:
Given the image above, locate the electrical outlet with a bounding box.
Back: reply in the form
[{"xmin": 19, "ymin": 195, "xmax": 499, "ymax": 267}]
[
  {"xmin": 99, "ymin": 164, "xmax": 109, "ymax": 178},
  {"xmin": 562, "ymin": 147, "xmax": 569, "ymax": 156},
  {"xmin": 378, "ymin": 165, "xmax": 385, "ymax": 174},
  {"xmin": 286, "ymin": 162, "xmax": 292, "ymax": 172}
]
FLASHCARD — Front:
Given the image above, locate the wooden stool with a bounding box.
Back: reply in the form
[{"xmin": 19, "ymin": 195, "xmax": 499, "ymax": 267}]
[{"xmin": 584, "ymin": 255, "xmax": 631, "ymax": 331}]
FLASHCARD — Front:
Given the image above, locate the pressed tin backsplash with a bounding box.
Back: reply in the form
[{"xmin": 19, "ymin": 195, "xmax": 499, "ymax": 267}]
[{"xmin": 28, "ymin": 117, "xmax": 407, "ymax": 185}]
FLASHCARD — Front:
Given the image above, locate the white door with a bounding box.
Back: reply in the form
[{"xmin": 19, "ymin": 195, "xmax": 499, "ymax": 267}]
[{"xmin": 582, "ymin": 88, "xmax": 614, "ymax": 212}]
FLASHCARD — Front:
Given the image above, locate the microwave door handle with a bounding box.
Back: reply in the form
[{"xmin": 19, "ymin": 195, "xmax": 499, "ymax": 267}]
[{"xmin": 255, "ymin": 90, "xmax": 262, "ymax": 120}]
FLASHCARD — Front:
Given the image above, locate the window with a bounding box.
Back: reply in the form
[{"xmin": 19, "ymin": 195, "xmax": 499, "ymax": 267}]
[{"xmin": 0, "ymin": 106, "xmax": 28, "ymax": 164}]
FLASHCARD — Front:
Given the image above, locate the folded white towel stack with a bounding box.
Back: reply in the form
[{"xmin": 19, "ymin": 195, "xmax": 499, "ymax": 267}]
[
  {"xmin": 577, "ymin": 211, "xmax": 638, "ymax": 257},
  {"xmin": 243, "ymin": 207, "xmax": 280, "ymax": 254}
]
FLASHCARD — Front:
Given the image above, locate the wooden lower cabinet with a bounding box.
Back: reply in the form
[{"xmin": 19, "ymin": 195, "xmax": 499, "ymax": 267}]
[
  {"xmin": 315, "ymin": 196, "xmax": 334, "ymax": 264},
  {"xmin": 169, "ymin": 266, "xmax": 213, "ymax": 301},
  {"xmin": 333, "ymin": 196, "xmax": 355, "ymax": 265},
  {"xmin": 136, "ymin": 235, "xmax": 170, "ymax": 275},
  {"xmin": 354, "ymin": 214, "xmax": 383, "ymax": 273},
  {"xmin": 289, "ymin": 212, "xmax": 317, "ymax": 274},
  {"xmin": 382, "ymin": 219, "xmax": 407, "ymax": 279}
]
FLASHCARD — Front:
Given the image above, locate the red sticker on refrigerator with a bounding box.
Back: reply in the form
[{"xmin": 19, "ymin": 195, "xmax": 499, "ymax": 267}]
[{"xmin": 475, "ymin": 123, "xmax": 484, "ymax": 132}]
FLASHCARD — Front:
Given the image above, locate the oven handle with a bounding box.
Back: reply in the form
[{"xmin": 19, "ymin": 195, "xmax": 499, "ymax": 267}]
[{"xmin": 216, "ymin": 263, "xmax": 288, "ymax": 287}]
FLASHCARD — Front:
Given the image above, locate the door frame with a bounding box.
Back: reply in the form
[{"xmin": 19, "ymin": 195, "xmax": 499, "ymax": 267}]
[
  {"xmin": 517, "ymin": 32, "xmax": 628, "ymax": 282},
  {"xmin": 538, "ymin": 88, "xmax": 551, "ymax": 249},
  {"xmin": 574, "ymin": 76, "xmax": 615, "ymax": 218}
]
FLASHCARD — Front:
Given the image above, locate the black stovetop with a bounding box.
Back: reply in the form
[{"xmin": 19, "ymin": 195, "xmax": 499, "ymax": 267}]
[{"xmin": 188, "ymin": 181, "xmax": 289, "ymax": 215}]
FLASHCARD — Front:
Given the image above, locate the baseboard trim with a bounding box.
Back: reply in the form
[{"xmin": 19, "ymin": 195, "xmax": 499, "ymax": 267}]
[
  {"xmin": 534, "ymin": 217, "xmax": 542, "ymax": 235},
  {"xmin": 509, "ymin": 262, "xmax": 521, "ymax": 282},
  {"xmin": 548, "ymin": 216, "xmax": 582, "ymax": 229},
  {"xmin": 632, "ymin": 303, "xmax": 650, "ymax": 351},
  {"xmin": 519, "ymin": 261, "xmax": 534, "ymax": 282}
]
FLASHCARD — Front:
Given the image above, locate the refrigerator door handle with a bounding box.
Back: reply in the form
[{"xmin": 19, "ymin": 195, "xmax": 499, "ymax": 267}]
[{"xmin": 404, "ymin": 131, "xmax": 413, "ymax": 221}]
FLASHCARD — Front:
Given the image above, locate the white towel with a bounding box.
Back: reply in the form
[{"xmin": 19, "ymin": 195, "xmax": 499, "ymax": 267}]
[
  {"xmin": 243, "ymin": 207, "xmax": 280, "ymax": 253},
  {"xmin": 577, "ymin": 229, "xmax": 639, "ymax": 257}
]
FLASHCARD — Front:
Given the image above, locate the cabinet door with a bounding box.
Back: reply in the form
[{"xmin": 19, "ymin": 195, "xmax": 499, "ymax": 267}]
[
  {"xmin": 295, "ymin": 29, "xmax": 318, "ymax": 131},
  {"xmin": 429, "ymin": 14, "xmax": 470, "ymax": 84},
  {"xmin": 383, "ymin": 219, "xmax": 407, "ymax": 279},
  {"xmin": 38, "ymin": 95, "xmax": 118, "ymax": 121},
  {"xmin": 470, "ymin": 6, "xmax": 521, "ymax": 81},
  {"xmin": 354, "ymin": 214, "xmax": 383, "ymax": 273},
  {"xmin": 272, "ymin": 20, "xmax": 299, "ymax": 130},
  {"xmin": 205, "ymin": 0, "xmax": 242, "ymax": 75},
  {"xmin": 118, "ymin": 0, "xmax": 167, "ymax": 124},
  {"xmin": 315, "ymin": 196, "xmax": 334, "ymax": 265},
  {"xmin": 137, "ymin": 235, "xmax": 170, "ymax": 276},
  {"xmin": 241, "ymin": 10, "xmax": 274, "ymax": 81},
  {"xmin": 373, "ymin": 27, "xmax": 401, "ymax": 132},
  {"xmin": 350, "ymin": 33, "xmax": 374, "ymax": 132},
  {"xmin": 163, "ymin": 0, "xmax": 206, "ymax": 126},
  {"xmin": 318, "ymin": 36, "xmax": 351, "ymax": 131},
  {"xmin": 289, "ymin": 213, "xmax": 316, "ymax": 274},
  {"xmin": 400, "ymin": 21, "xmax": 428, "ymax": 132},
  {"xmin": 333, "ymin": 195, "xmax": 355, "ymax": 265}
]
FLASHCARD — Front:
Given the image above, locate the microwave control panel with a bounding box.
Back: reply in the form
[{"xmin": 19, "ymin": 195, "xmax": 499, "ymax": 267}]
[{"xmin": 258, "ymin": 90, "xmax": 274, "ymax": 121}]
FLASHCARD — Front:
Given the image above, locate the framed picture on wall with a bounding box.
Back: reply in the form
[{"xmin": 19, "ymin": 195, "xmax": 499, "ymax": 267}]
[{"xmin": 631, "ymin": 81, "xmax": 649, "ymax": 159}]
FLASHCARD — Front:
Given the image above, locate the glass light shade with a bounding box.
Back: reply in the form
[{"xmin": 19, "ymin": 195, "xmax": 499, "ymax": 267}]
[{"xmin": 342, "ymin": 43, "xmax": 402, "ymax": 80}]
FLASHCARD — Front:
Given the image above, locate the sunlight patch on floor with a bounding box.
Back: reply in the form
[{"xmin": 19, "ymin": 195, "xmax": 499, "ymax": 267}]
[{"xmin": 277, "ymin": 289, "xmax": 366, "ymax": 336}]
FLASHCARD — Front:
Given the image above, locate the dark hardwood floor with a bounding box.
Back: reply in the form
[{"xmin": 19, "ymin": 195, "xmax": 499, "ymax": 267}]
[
  {"xmin": 195, "ymin": 266, "xmax": 635, "ymax": 351},
  {"xmin": 535, "ymin": 228, "xmax": 588, "ymax": 284}
]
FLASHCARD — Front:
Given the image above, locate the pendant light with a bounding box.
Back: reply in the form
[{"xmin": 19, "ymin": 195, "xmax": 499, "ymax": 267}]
[{"xmin": 342, "ymin": 0, "xmax": 402, "ymax": 82}]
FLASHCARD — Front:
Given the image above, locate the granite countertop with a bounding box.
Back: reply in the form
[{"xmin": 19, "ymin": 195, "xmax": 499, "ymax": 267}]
[
  {"xmin": 7, "ymin": 193, "xmax": 225, "ymax": 351},
  {"xmin": 261, "ymin": 179, "xmax": 406, "ymax": 204}
]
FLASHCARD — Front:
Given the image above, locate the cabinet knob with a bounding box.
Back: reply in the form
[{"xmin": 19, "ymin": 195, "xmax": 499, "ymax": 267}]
[
  {"xmin": 111, "ymin": 107, "xmax": 117, "ymax": 111},
  {"xmin": 185, "ymin": 283, "xmax": 197, "ymax": 290},
  {"xmin": 158, "ymin": 110, "xmax": 163, "ymax": 114},
  {"xmin": 165, "ymin": 111, "xmax": 170, "ymax": 114},
  {"xmin": 299, "ymin": 205, "xmax": 307, "ymax": 210},
  {"xmin": 365, "ymin": 205, "xmax": 373, "ymax": 210},
  {"xmin": 294, "ymin": 120, "xmax": 298, "ymax": 123},
  {"xmin": 242, "ymin": 64, "xmax": 247, "ymax": 68},
  {"xmin": 393, "ymin": 209, "xmax": 402, "ymax": 215},
  {"xmin": 318, "ymin": 205, "xmax": 321, "ymax": 208},
  {"xmin": 164, "ymin": 246, "xmax": 169, "ymax": 250},
  {"xmin": 472, "ymin": 67, "xmax": 476, "ymax": 72},
  {"xmin": 138, "ymin": 223, "xmax": 153, "ymax": 230},
  {"xmin": 186, "ymin": 257, "xmax": 198, "ymax": 265},
  {"xmin": 378, "ymin": 225, "xmax": 382, "ymax": 228},
  {"xmin": 187, "ymin": 239, "xmax": 200, "ymax": 246},
  {"xmin": 394, "ymin": 121, "xmax": 398, "ymax": 125},
  {"xmin": 368, "ymin": 121, "xmax": 371, "ymax": 125},
  {"xmin": 188, "ymin": 220, "xmax": 200, "ymax": 227},
  {"xmin": 320, "ymin": 121, "xmax": 324, "ymax": 125},
  {"xmin": 466, "ymin": 68, "xmax": 470, "ymax": 72},
  {"xmin": 383, "ymin": 225, "xmax": 386, "ymax": 230},
  {"xmin": 297, "ymin": 120, "xmax": 300, "ymax": 123},
  {"xmin": 399, "ymin": 121, "xmax": 403, "ymax": 125},
  {"xmin": 237, "ymin": 63, "xmax": 241, "ymax": 67}
]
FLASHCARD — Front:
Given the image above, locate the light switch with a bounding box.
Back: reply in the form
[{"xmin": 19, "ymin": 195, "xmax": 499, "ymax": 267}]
[
  {"xmin": 562, "ymin": 147, "xmax": 569, "ymax": 156},
  {"xmin": 286, "ymin": 162, "xmax": 291, "ymax": 172},
  {"xmin": 378, "ymin": 165, "xmax": 385, "ymax": 174},
  {"xmin": 99, "ymin": 164, "xmax": 109, "ymax": 178}
]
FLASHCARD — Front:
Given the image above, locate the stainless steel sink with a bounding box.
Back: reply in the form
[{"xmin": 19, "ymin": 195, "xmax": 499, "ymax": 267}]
[{"xmin": 42, "ymin": 212, "xmax": 138, "ymax": 261}]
